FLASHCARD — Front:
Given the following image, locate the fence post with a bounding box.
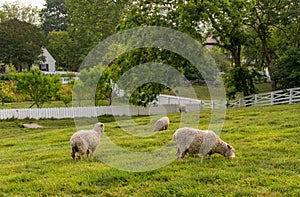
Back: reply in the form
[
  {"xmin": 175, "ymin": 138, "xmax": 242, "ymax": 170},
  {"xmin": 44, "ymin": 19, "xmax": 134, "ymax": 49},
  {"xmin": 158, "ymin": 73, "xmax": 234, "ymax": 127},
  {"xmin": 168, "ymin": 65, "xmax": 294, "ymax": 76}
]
[
  {"xmin": 212, "ymin": 100, "xmax": 215, "ymax": 109},
  {"xmin": 271, "ymin": 92, "xmax": 275, "ymax": 105},
  {"xmin": 239, "ymin": 98, "xmax": 243, "ymax": 107},
  {"xmin": 289, "ymin": 88, "xmax": 293, "ymax": 104},
  {"xmin": 254, "ymin": 94, "xmax": 258, "ymax": 106}
]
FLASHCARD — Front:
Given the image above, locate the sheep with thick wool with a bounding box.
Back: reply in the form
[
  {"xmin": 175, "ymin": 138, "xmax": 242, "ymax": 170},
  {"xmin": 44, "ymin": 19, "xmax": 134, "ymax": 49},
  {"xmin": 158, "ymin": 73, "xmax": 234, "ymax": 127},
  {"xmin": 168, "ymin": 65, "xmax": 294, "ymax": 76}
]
[
  {"xmin": 179, "ymin": 104, "xmax": 188, "ymax": 113},
  {"xmin": 153, "ymin": 116, "xmax": 170, "ymax": 132},
  {"xmin": 173, "ymin": 128, "xmax": 235, "ymax": 163},
  {"xmin": 70, "ymin": 122, "xmax": 104, "ymax": 160}
]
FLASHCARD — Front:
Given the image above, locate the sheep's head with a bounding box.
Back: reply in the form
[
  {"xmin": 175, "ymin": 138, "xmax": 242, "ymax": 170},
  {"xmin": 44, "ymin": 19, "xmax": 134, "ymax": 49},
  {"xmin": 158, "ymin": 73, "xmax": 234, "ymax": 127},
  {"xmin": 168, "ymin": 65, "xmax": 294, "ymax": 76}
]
[
  {"xmin": 94, "ymin": 122, "xmax": 104, "ymax": 133},
  {"xmin": 224, "ymin": 144, "xmax": 235, "ymax": 159}
]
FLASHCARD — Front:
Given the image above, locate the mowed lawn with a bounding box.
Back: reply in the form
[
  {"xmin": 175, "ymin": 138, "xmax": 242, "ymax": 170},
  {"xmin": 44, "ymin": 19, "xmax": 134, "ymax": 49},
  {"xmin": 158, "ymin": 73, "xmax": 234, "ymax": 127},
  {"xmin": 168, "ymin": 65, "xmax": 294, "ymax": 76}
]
[{"xmin": 0, "ymin": 104, "xmax": 299, "ymax": 196}]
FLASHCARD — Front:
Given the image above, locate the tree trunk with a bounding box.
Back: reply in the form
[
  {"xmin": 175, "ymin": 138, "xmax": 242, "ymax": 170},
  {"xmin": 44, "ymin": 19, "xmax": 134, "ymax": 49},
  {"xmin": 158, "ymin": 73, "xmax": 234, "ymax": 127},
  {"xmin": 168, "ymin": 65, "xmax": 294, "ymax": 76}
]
[{"xmin": 261, "ymin": 37, "xmax": 276, "ymax": 90}]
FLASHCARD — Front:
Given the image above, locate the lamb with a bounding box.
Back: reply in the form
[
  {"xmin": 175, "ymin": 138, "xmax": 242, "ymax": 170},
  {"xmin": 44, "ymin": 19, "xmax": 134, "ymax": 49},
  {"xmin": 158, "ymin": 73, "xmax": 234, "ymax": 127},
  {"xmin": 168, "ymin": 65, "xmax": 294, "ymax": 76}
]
[
  {"xmin": 179, "ymin": 104, "xmax": 188, "ymax": 113},
  {"xmin": 153, "ymin": 116, "xmax": 170, "ymax": 132},
  {"xmin": 70, "ymin": 122, "xmax": 104, "ymax": 160},
  {"xmin": 173, "ymin": 127, "xmax": 235, "ymax": 163}
]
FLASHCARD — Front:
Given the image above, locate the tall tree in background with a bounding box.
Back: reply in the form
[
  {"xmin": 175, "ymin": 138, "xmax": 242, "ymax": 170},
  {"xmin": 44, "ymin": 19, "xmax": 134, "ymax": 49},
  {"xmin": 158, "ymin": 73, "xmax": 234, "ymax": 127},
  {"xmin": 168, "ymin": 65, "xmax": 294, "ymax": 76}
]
[
  {"xmin": 66, "ymin": 0, "xmax": 127, "ymax": 70},
  {"xmin": 40, "ymin": 0, "xmax": 68, "ymax": 34},
  {"xmin": 0, "ymin": 19, "xmax": 46, "ymax": 71},
  {"xmin": 273, "ymin": 47, "xmax": 300, "ymax": 89},
  {"xmin": 243, "ymin": 0, "xmax": 299, "ymax": 90},
  {"xmin": 0, "ymin": 1, "xmax": 40, "ymax": 24},
  {"xmin": 61, "ymin": 0, "xmax": 299, "ymax": 101},
  {"xmin": 46, "ymin": 31, "xmax": 74, "ymax": 70}
]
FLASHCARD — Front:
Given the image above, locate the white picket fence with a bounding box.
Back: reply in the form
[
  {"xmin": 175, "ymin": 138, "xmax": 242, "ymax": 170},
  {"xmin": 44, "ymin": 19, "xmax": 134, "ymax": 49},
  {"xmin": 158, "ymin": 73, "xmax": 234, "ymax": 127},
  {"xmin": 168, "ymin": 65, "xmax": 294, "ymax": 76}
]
[
  {"xmin": 0, "ymin": 104, "xmax": 206, "ymax": 120},
  {"xmin": 0, "ymin": 94, "xmax": 226, "ymax": 120},
  {"xmin": 227, "ymin": 87, "xmax": 300, "ymax": 108},
  {"xmin": 157, "ymin": 94, "xmax": 226, "ymax": 109},
  {"xmin": 1, "ymin": 87, "xmax": 299, "ymax": 120}
]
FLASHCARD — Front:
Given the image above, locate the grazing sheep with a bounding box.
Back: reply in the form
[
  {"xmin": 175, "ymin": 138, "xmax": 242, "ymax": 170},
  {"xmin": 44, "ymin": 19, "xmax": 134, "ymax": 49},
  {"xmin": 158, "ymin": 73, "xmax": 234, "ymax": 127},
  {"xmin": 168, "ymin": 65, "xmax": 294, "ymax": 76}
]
[
  {"xmin": 179, "ymin": 104, "xmax": 188, "ymax": 113},
  {"xmin": 173, "ymin": 128, "xmax": 235, "ymax": 163},
  {"xmin": 70, "ymin": 122, "xmax": 104, "ymax": 160},
  {"xmin": 153, "ymin": 116, "xmax": 170, "ymax": 132}
]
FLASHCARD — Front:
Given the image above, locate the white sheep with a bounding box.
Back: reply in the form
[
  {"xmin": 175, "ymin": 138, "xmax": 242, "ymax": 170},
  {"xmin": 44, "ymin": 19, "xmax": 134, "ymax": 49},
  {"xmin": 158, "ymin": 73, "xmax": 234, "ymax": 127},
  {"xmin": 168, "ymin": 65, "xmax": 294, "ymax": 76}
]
[
  {"xmin": 70, "ymin": 122, "xmax": 104, "ymax": 160},
  {"xmin": 153, "ymin": 116, "xmax": 170, "ymax": 132},
  {"xmin": 179, "ymin": 104, "xmax": 188, "ymax": 113},
  {"xmin": 173, "ymin": 127, "xmax": 235, "ymax": 163}
]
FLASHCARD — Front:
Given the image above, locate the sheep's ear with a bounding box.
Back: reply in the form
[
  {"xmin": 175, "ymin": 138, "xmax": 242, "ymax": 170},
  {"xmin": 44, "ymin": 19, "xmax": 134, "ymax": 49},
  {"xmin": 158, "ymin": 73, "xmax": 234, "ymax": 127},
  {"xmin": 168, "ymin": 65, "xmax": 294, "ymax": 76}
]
[{"xmin": 227, "ymin": 144, "xmax": 232, "ymax": 149}]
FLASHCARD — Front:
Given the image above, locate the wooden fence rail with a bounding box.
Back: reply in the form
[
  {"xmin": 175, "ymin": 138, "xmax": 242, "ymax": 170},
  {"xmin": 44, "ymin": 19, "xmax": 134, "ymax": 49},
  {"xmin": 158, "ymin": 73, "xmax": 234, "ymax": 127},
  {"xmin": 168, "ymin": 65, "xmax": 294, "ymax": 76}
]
[{"xmin": 227, "ymin": 87, "xmax": 300, "ymax": 108}]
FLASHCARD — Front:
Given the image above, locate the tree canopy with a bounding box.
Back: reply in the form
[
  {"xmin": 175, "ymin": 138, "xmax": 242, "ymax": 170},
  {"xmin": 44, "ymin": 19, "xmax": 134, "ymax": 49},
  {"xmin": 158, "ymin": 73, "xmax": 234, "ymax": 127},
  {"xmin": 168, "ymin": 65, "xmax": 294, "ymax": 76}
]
[
  {"xmin": 0, "ymin": 19, "xmax": 46, "ymax": 71},
  {"xmin": 12, "ymin": 69, "xmax": 61, "ymax": 108},
  {"xmin": 1, "ymin": 0, "xmax": 299, "ymax": 105},
  {"xmin": 40, "ymin": 0, "xmax": 68, "ymax": 34},
  {"xmin": 0, "ymin": 1, "xmax": 40, "ymax": 24}
]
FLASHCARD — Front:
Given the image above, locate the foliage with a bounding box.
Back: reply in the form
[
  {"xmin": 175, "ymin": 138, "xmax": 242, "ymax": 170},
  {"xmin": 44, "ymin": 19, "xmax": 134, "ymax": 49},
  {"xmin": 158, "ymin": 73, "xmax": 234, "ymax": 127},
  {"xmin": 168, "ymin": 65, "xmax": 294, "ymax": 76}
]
[
  {"xmin": 116, "ymin": 0, "xmax": 252, "ymax": 101},
  {"xmin": 0, "ymin": 1, "xmax": 40, "ymax": 24},
  {"xmin": 12, "ymin": 69, "xmax": 61, "ymax": 108},
  {"xmin": 243, "ymin": 0, "xmax": 300, "ymax": 90},
  {"xmin": 273, "ymin": 47, "xmax": 300, "ymax": 89},
  {"xmin": 58, "ymin": 84, "xmax": 73, "ymax": 107},
  {"xmin": 46, "ymin": 31, "xmax": 74, "ymax": 70},
  {"xmin": 224, "ymin": 66, "xmax": 258, "ymax": 99},
  {"xmin": 40, "ymin": 0, "xmax": 68, "ymax": 35},
  {"xmin": 207, "ymin": 48, "xmax": 231, "ymax": 73},
  {"xmin": 200, "ymin": 0, "xmax": 248, "ymax": 67},
  {"xmin": 0, "ymin": 80, "xmax": 16, "ymax": 105},
  {"xmin": 65, "ymin": 0, "xmax": 126, "ymax": 70},
  {"xmin": 0, "ymin": 104, "xmax": 299, "ymax": 195},
  {"xmin": 0, "ymin": 19, "xmax": 46, "ymax": 71}
]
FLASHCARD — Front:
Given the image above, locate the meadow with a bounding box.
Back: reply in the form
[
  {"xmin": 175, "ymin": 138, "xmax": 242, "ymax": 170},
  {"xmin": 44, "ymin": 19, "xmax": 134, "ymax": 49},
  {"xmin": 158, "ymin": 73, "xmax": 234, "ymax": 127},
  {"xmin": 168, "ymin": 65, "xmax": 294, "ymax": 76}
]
[{"xmin": 0, "ymin": 103, "xmax": 299, "ymax": 196}]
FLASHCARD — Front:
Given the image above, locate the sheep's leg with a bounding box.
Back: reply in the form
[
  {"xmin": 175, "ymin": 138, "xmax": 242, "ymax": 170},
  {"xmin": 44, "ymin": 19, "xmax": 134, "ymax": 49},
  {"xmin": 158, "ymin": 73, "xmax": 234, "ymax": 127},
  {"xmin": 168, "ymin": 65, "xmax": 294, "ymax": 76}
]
[
  {"xmin": 86, "ymin": 149, "xmax": 90, "ymax": 158},
  {"xmin": 91, "ymin": 151, "xmax": 95, "ymax": 159},
  {"xmin": 200, "ymin": 154, "xmax": 205, "ymax": 163},
  {"xmin": 78, "ymin": 150, "xmax": 85, "ymax": 160},
  {"xmin": 90, "ymin": 148, "xmax": 96, "ymax": 159},
  {"xmin": 176, "ymin": 148, "xmax": 181, "ymax": 161},
  {"xmin": 181, "ymin": 150, "xmax": 187, "ymax": 163},
  {"xmin": 71, "ymin": 147, "xmax": 76, "ymax": 159}
]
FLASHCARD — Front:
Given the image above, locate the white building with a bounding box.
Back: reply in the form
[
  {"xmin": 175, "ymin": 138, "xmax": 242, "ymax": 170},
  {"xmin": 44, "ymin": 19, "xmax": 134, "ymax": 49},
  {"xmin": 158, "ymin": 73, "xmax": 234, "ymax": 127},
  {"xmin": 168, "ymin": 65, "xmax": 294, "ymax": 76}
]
[{"xmin": 38, "ymin": 47, "xmax": 56, "ymax": 72}]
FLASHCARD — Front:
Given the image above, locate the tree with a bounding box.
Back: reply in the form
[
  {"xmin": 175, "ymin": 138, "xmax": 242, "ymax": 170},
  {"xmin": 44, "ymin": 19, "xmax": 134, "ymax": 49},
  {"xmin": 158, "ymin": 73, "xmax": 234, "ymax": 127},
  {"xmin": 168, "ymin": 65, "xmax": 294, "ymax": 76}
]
[
  {"xmin": 0, "ymin": 81, "xmax": 16, "ymax": 106},
  {"xmin": 0, "ymin": 19, "xmax": 46, "ymax": 71},
  {"xmin": 0, "ymin": 1, "xmax": 40, "ymax": 24},
  {"xmin": 58, "ymin": 84, "xmax": 73, "ymax": 107},
  {"xmin": 40, "ymin": 0, "xmax": 68, "ymax": 34},
  {"xmin": 273, "ymin": 47, "xmax": 300, "ymax": 89},
  {"xmin": 12, "ymin": 69, "xmax": 61, "ymax": 108},
  {"xmin": 224, "ymin": 66, "xmax": 258, "ymax": 99},
  {"xmin": 46, "ymin": 31, "xmax": 74, "ymax": 71},
  {"xmin": 66, "ymin": 0, "xmax": 127, "ymax": 70},
  {"xmin": 243, "ymin": 0, "xmax": 299, "ymax": 90}
]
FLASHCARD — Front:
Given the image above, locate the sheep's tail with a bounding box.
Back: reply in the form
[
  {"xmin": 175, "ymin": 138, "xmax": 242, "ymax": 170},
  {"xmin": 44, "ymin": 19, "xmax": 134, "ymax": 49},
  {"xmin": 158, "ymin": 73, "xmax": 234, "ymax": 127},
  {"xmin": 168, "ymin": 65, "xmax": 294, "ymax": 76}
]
[{"xmin": 70, "ymin": 135, "xmax": 84, "ymax": 148}]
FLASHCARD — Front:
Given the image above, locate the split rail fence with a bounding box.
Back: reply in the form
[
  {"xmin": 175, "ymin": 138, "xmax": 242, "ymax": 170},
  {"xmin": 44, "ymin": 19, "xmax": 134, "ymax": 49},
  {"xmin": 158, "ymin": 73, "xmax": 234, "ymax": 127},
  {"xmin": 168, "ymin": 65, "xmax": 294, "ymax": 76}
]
[{"xmin": 227, "ymin": 87, "xmax": 300, "ymax": 108}]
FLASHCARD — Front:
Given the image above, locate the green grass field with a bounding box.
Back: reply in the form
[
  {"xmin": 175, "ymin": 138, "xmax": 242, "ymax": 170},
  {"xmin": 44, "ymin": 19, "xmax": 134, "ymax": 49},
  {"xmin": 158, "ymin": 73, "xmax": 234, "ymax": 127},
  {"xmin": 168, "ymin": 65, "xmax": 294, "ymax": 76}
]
[{"xmin": 0, "ymin": 103, "xmax": 299, "ymax": 196}]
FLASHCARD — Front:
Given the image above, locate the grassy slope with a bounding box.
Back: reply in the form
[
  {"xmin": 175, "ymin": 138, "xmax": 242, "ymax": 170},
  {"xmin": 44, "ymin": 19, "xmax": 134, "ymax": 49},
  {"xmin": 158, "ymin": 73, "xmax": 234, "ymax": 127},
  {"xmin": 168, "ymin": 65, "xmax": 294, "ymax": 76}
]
[{"xmin": 0, "ymin": 104, "xmax": 299, "ymax": 196}]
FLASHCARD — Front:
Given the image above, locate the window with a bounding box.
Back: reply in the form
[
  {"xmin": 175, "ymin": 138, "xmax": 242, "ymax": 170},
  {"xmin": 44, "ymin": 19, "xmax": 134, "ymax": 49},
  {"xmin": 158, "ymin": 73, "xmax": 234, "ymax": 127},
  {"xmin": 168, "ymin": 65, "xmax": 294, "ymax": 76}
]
[{"xmin": 39, "ymin": 63, "xmax": 49, "ymax": 71}]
